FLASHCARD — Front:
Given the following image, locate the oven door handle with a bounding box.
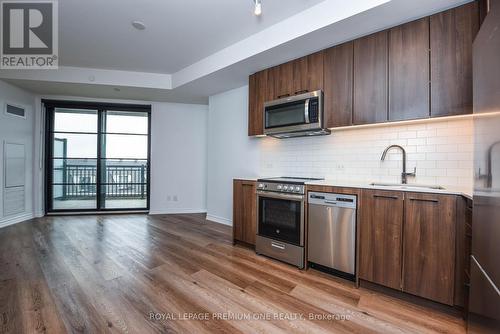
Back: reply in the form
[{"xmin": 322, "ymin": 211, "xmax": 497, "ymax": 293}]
[
  {"xmin": 271, "ymin": 241, "xmax": 286, "ymax": 250},
  {"xmin": 256, "ymin": 191, "xmax": 304, "ymax": 201}
]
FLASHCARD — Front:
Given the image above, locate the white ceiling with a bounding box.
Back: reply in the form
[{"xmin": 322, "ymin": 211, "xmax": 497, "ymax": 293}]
[
  {"xmin": 59, "ymin": 0, "xmax": 326, "ymax": 73},
  {"xmin": 0, "ymin": 0, "xmax": 473, "ymax": 104}
]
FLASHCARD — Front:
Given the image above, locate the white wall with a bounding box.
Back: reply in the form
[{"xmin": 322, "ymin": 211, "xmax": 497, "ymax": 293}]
[
  {"xmin": 149, "ymin": 102, "xmax": 208, "ymax": 214},
  {"xmin": 206, "ymin": 85, "xmax": 475, "ymax": 224},
  {"xmin": 0, "ymin": 80, "xmax": 36, "ymax": 228},
  {"xmin": 206, "ymin": 86, "xmax": 260, "ymax": 225}
]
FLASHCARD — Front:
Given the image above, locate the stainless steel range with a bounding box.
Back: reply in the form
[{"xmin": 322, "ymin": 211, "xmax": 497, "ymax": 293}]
[{"xmin": 255, "ymin": 177, "xmax": 322, "ymax": 269}]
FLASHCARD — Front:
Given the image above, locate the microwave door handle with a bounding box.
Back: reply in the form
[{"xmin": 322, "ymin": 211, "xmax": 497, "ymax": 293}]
[{"xmin": 304, "ymin": 99, "xmax": 310, "ymax": 123}]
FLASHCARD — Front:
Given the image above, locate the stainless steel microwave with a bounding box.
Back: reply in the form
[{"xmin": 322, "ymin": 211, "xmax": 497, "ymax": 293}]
[{"xmin": 263, "ymin": 90, "xmax": 330, "ymax": 138}]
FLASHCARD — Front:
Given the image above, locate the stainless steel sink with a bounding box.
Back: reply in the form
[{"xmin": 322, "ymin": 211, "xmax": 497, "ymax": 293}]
[{"xmin": 369, "ymin": 182, "xmax": 445, "ymax": 190}]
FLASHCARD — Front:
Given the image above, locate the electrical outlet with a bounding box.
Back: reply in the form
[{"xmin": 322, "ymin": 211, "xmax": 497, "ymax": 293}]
[
  {"xmin": 167, "ymin": 195, "xmax": 171, "ymax": 201},
  {"xmin": 173, "ymin": 195, "xmax": 178, "ymax": 202}
]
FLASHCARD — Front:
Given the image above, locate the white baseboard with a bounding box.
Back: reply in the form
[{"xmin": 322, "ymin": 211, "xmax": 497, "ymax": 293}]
[
  {"xmin": 0, "ymin": 212, "xmax": 34, "ymax": 229},
  {"xmin": 206, "ymin": 214, "xmax": 232, "ymax": 226},
  {"xmin": 148, "ymin": 208, "xmax": 207, "ymax": 215}
]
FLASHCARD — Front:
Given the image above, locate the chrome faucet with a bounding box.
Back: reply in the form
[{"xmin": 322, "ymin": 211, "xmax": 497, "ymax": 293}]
[{"xmin": 381, "ymin": 145, "xmax": 416, "ymax": 184}]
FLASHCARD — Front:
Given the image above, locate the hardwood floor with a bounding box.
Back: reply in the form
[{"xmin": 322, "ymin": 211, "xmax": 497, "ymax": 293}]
[{"xmin": 0, "ymin": 214, "xmax": 466, "ymax": 333}]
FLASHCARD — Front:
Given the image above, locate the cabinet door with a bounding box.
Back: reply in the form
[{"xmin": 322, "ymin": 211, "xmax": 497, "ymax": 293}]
[
  {"xmin": 403, "ymin": 193, "xmax": 456, "ymax": 305},
  {"xmin": 389, "ymin": 18, "xmax": 430, "ymax": 121},
  {"xmin": 430, "ymin": 2, "xmax": 479, "ymax": 117},
  {"xmin": 353, "ymin": 31, "xmax": 389, "ymax": 125},
  {"xmin": 271, "ymin": 61, "xmax": 294, "ymax": 100},
  {"xmin": 233, "ymin": 180, "xmax": 257, "ymax": 245},
  {"xmin": 324, "ymin": 42, "xmax": 353, "ymax": 128},
  {"xmin": 292, "ymin": 51, "xmax": 324, "ymax": 95},
  {"xmin": 248, "ymin": 70, "xmax": 268, "ymax": 136},
  {"xmin": 359, "ymin": 190, "xmax": 404, "ymax": 290}
]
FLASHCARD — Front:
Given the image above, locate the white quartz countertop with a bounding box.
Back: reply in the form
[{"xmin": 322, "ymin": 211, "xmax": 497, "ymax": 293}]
[
  {"xmin": 234, "ymin": 177, "xmax": 259, "ymax": 181},
  {"xmin": 233, "ymin": 177, "xmax": 472, "ymax": 199},
  {"xmin": 305, "ymin": 179, "xmax": 473, "ymax": 199}
]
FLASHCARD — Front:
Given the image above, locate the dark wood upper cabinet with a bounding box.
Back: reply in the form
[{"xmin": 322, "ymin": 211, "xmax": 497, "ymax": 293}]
[
  {"xmin": 430, "ymin": 2, "xmax": 479, "ymax": 117},
  {"xmin": 247, "ymin": 2, "xmax": 479, "ymax": 135},
  {"xmin": 233, "ymin": 180, "xmax": 257, "ymax": 246},
  {"xmin": 389, "ymin": 18, "xmax": 430, "ymax": 121},
  {"xmin": 403, "ymin": 193, "xmax": 457, "ymax": 305},
  {"xmin": 324, "ymin": 42, "xmax": 353, "ymax": 128},
  {"xmin": 359, "ymin": 189, "xmax": 404, "ymax": 290},
  {"xmin": 271, "ymin": 61, "xmax": 294, "ymax": 100},
  {"xmin": 353, "ymin": 31, "xmax": 388, "ymax": 125},
  {"xmin": 292, "ymin": 51, "xmax": 324, "ymax": 95},
  {"xmin": 248, "ymin": 70, "xmax": 267, "ymax": 136}
]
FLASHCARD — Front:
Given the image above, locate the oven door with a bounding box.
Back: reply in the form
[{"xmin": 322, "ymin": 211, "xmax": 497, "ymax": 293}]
[{"xmin": 257, "ymin": 191, "xmax": 305, "ymax": 246}]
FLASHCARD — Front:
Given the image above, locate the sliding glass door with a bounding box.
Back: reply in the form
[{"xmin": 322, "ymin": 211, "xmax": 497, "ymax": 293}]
[
  {"xmin": 45, "ymin": 101, "xmax": 150, "ymax": 212},
  {"xmin": 101, "ymin": 110, "xmax": 149, "ymax": 209}
]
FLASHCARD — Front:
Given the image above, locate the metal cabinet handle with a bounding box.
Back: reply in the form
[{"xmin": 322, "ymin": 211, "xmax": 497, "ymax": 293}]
[
  {"xmin": 277, "ymin": 93, "xmax": 290, "ymax": 99},
  {"xmin": 373, "ymin": 195, "xmax": 399, "ymax": 200},
  {"xmin": 294, "ymin": 90, "xmax": 308, "ymax": 95},
  {"xmin": 408, "ymin": 198, "xmax": 439, "ymax": 203}
]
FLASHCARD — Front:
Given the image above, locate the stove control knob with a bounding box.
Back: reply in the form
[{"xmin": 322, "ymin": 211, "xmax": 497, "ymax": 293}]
[
  {"xmin": 283, "ymin": 185, "xmax": 288, "ymax": 191},
  {"xmin": 277, "ymin": 184, "xmax": 283, "ymax": 190},
  {"xmin": 295, "ymin": 186, "xmax": 301, "ymax": 192},
  {"xmin": 258, "ymin": 183, "xmax": 265, "ymax": 189}
]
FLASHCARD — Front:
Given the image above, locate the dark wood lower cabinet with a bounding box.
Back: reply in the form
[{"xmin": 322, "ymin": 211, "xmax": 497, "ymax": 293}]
[
  {"xmin": 455, "ymin": 196, "xmax": 473, "ymax": 308},
  {"xmin": 359, "ymin": 190, "xmax": 464, "ymax": 306},
  {"xmin": 233, "ymin": 180, "xmax": 257, "ymax": 246},
  {"xmin": 359, "ymin": 190, "xmax": 404, "ymax": 290},
  {"xmin": 403, "ymin": 193, "xmax": 457, "ymax": 305}
]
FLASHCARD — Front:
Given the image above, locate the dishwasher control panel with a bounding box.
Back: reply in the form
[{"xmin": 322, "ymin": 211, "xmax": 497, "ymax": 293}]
[{"xmin": 308, "ymin": 192, "xmax": 357, "ymax": 209}]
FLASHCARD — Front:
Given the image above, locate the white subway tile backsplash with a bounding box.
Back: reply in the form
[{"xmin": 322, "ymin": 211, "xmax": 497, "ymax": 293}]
[
  {"xmin": 436, "ymin": 144, "xmax": 458, "ymax": 153},
  {"xmin": 398, "ymin": 131, "xmax": 417, "ymax": 139},
  {"xmin": 408, "ymin": 138, "xmax": 427, "ymax": 146},
  {"xmin": 417, "ymin": 129, "xmax": 437, "ymax": 138},
  {"xmin": 258, "ymin": 118, "xmax": 473, "ymax": 190}
]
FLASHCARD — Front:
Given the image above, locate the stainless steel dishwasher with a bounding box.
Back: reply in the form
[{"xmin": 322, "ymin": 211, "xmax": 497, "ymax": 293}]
[{"xmin": 307, "ymin": 192, "xmax": 357, "ymax": 279}]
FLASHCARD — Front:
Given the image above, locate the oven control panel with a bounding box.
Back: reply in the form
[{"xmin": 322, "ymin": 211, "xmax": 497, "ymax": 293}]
[{"xmin": 257, "ymin": 182, "xmax": 305, "ymax": 194}]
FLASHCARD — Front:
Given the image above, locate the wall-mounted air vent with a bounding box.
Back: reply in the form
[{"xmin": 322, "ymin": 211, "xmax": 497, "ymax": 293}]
[{"xmin": 5, "ymin": 103, "xmax": 26, "ymax": 118}]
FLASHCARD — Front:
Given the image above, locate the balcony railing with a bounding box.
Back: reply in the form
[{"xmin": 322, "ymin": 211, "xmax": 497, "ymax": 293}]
[{"xmin": 54, "ymin": 163, "xmax": 147, "ymax": 199}]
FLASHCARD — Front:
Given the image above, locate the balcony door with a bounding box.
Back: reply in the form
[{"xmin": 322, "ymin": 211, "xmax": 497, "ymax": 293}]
[{"xmin": 45, "ymin": 101, "xmax": 150, "ymax": 213}]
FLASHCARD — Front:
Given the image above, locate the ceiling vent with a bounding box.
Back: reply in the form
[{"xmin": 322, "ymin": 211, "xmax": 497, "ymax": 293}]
[{"xmin": 5, "ymin": 103, "xmax": 26, "ymax": 119}]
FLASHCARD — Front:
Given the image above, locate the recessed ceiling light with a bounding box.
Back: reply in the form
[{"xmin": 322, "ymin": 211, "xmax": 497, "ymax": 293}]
[
  {"xmin": 131, "ymin": 20, "xmax": 146, "ymax": 30},
  {"xmin": 254, "ymin": 0, "xmax": 262, "ymax": 16}
]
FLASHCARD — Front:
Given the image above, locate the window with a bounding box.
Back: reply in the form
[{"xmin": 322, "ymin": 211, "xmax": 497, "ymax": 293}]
[{"xmin": 44, "ymin": 101, "xmax": 151, "ymax": 212}]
